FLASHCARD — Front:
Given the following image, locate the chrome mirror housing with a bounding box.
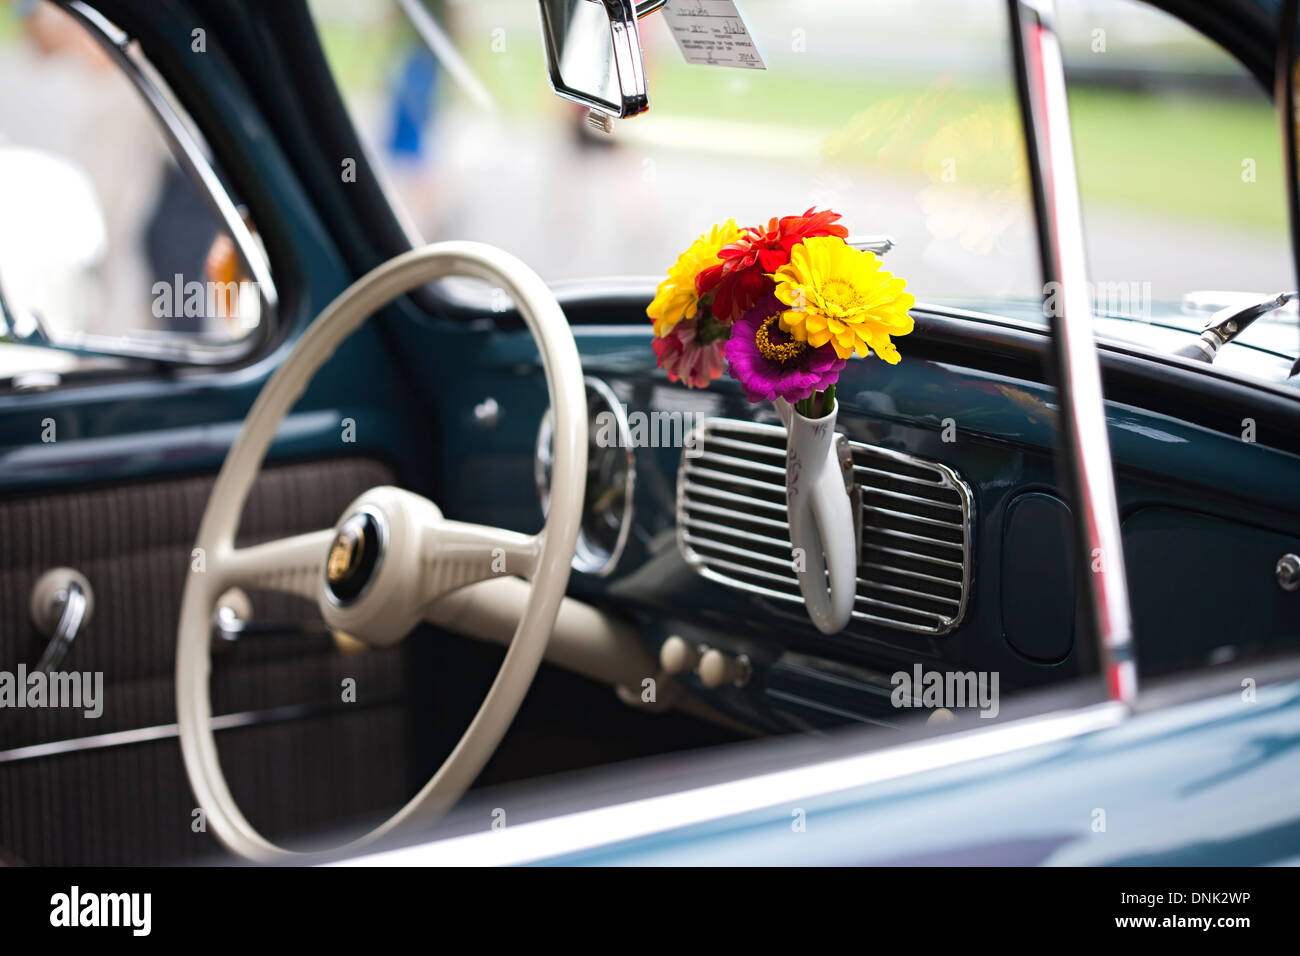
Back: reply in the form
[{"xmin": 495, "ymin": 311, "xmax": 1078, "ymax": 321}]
[{"xmin": 537, "ymin": 0, "xmax": 654, "ymax": 120}]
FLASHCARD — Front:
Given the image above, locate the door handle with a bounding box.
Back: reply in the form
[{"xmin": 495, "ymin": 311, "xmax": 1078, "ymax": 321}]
[{"xmin": 30, "ymin": 569, "xmax": 94, "ymax": 674}]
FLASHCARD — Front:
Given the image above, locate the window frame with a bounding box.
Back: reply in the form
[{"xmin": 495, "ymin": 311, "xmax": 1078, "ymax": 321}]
[{"xmin": 0, "ymin": 0, "xmax": 280, "ymax": 378}]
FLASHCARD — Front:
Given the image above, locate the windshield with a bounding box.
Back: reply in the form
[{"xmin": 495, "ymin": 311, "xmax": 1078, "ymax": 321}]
[{"xmin": 309, "ymin": 0, "xmax": 1296, "ymax": 374}]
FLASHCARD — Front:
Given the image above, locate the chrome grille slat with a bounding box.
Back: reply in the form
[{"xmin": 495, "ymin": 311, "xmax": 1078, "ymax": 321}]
[
  {"xmin": 678, "ymin": 417, "xmax": 973, "ymax": 636},
  {"xmin": 681, "ymin": 531, "xmax": 796, "ymax": 571},
  {"xmin": 696, "ymin": 450, "xmax": 788, "ymax": 476},
  {"xmin": 863, "ymin": 486, "xmax": 964, "ymax": 511},
  {"xmin": 863, "ymin": 543, "xmax": 964, "ymax": 570},
  {"xmin": 682, "ymin": 465, "xmax": 787, "ymax": 495},
  {"xmin": 705, "ymin": 434, "xmax": 787, "ymax": 458},
  {"xmin": 866, "ymin": 526, "xmax": 964, "ymax": 550},
  {"xmin": 855, "ymin": 597, "xmax": 950, "ymax": 622},
  {"xmin": 697, "ymin": 554, "xmax": 804, "ymax": 588},
  {"xmin": 862, "ymin": 580, "xmax": 961, "ymax": 607},
  {"xmin": 860, "ymin": 503, "xmax": 965, "ymax": 532},
  {"xmin": 859, "ymin": 563, "xmax": 961, "ymax": 588},
  {"xmin": 681, "ymin": 515, "xmax": 792, "ymax": 552},
  {"xmin": 681, "ymin": 480, "xmax": 789, "ymax": 515},
  {"xmin": 684, "ymin": 498, "xmax": 791, "ymax": 532},
  {"xmin": 851, "ymin": 464, "xmax": 950, "ymax": 488}
]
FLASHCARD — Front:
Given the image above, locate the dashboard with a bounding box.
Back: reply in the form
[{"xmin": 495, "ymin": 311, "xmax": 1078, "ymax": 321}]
[{"xmin": 437, "ymin": 305, "xmax": 1300, "ymax": 735}]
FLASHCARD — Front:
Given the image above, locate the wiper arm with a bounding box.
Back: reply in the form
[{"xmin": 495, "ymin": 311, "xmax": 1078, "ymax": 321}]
[{"xmin": 1173, "ymin": 291, "xmax": 1296, "ymax": 366}]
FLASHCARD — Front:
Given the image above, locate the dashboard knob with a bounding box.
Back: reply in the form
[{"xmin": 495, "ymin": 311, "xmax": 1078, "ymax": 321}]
[
  {"xmin": 659, "ymin": 635, "xmax": 701, "ymax": 675},
  {"xmin": 698, "ymin": 649, "xmax": 751, "ymax": 689}
]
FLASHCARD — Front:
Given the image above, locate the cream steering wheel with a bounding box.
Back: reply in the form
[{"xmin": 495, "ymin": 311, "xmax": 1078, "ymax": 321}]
[{"xmin": 176, "ymin": 242, "xmax": 586, "ymax": 862}]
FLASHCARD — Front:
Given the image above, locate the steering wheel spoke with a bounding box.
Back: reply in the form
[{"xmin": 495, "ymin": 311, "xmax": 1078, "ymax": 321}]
[
  {"xmin": 425, "ymin": 520, "xmax": 542, "ymax": 598},
  {"xmin": 216, "ymin": 530, "xmax": 334, "ymax": 603}
]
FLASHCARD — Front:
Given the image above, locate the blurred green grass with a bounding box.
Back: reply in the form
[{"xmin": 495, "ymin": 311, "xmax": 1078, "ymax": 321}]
[{"xmin": 304, "ymin": 22, "xmax": 1292, "ymax": 234}]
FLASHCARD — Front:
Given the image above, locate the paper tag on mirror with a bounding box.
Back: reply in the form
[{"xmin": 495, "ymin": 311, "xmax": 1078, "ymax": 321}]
[{"xmin": 663, "ymin": 0, "xmax": 766, "ymax": 70}]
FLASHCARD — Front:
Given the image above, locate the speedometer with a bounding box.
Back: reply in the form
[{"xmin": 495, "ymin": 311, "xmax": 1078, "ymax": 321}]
[{"xmin": 535, "ymin": 376, "xmax": 636, "ymax": 576}]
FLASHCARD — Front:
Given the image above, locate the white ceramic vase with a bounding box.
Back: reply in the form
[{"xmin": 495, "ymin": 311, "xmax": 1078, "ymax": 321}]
[{"xmin": 775, "ymin": 398, "xmax": 857, "ymax": 634}]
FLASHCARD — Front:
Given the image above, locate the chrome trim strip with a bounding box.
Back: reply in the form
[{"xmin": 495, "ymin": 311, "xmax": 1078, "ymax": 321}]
[
  {"xmin": 0, "ymin": 699, "xmax": 389, "ymax": 764},
  {"xmin": 865, "ymin": 543, "xmax": 963, "ymax": 570},
  {"xmin": 677, "ymin": 418, "xmax": 975, "ymax": 636},
  {"xmin": 680, "ymin": 515, "xmax": 788, "ymax": 551},
  {"xmin": 684, "ymin": 498, "xmax": 789, "ymax": 531},
  {"xmin": 865, "ymin": 486, "xmax": 964, "ymax": 511},
  {"xmin": 681, "ymin": 482, "xmax": 788, "ymax": 515},
  {"xmin": 860, "ymin": 563, "xmax": 959, "ymax": 588},
  {"xmin": 860, "ymin": 503, "xmax": 964, "ymax": 531},
  {"xmin": 1009, "ymin": 0, "xmax": 1136, "ymax": 702},
  {"xmin": 335, "ymin": 701, "xmax": 1128, "ymax": 867},
  {"xmin": 57, "ymin": 1, "xmax": 278, "ymax": 366}
]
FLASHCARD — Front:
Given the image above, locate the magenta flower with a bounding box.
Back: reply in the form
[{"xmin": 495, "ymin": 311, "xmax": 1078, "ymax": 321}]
[{"xmin": 725, "ymin": 295, "xmax": 846, "ymax": 403}]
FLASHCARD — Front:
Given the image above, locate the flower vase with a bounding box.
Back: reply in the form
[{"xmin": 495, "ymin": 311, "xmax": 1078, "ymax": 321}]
[{"xmin": 775, "ymin": 398, "xmax": 857, "ymax": 634}]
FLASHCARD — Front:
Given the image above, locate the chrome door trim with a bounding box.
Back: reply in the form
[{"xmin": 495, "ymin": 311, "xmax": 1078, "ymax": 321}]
[
  {"xmin": 0, "ymin": 699, "xmax": 395, "ymax": 764},
  {"xmin": 335, "ymin": 701, "xmax": 1128, "ymax": 867},
  {"xmin": 1008, "ymin": 0, "xmax": 1136, "ymax": 703}
]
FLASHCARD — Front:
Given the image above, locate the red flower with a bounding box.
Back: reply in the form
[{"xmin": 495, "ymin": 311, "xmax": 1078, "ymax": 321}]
[{"xmin": 696, "ymin": 208, "xmax": 849, "ymax": 323}]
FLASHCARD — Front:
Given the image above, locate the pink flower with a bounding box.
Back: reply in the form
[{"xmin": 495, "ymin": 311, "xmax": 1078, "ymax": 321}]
[{"xmin": 653, "ymin": 313, "xmax": 727, "ymax": 388}]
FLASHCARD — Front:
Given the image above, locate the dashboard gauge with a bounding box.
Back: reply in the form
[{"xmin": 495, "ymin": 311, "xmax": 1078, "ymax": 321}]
[{"xmin": 535, "ymin": 376, "xmax": 636, "ymax": 576}]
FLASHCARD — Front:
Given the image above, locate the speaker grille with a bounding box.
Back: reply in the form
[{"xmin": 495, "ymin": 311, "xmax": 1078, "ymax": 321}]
[{"xmin": 677, "ymin": 418, "xmax": 973, "ymax": 635}]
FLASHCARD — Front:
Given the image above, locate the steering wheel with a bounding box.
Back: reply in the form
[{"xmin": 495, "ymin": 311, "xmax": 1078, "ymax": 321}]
[{"xmin": 175, "ymin": 242, "xmax": 587, "ymax": 862}]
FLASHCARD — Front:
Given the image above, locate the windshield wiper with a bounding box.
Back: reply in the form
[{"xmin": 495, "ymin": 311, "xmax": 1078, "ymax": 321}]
[{"xmin": 1172, "ymin": 291, "xmax": 1297, "ymax": 370}]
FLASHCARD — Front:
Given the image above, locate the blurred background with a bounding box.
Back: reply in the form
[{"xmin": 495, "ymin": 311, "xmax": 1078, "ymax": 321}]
[
  {"xmin": 0, "ymin": 0, "xmax": 253, "ymax": 377},
  {"xmin": 305, "ymin": 0, "xmax": 1293, "ymax": 310},
  {"xmin": 0, "ymin": 0, "xmax": 1293, "ymax": 362}
]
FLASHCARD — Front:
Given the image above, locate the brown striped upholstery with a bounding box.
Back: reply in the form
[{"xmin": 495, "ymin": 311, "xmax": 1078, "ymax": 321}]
[{"xmin": 0, "ymin": 459, "xmax": 417, "ymax": 864}]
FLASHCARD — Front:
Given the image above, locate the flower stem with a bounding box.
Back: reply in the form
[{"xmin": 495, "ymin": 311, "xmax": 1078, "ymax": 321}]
[{"xmin": 795, "ymin": 385, "xmax": 836, "ymax": 419}]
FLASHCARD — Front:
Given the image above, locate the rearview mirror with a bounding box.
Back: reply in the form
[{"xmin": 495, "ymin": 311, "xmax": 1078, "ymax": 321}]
[{"xmin": 537, "ymin": 0, "xmax": 658, "ymax": 120}]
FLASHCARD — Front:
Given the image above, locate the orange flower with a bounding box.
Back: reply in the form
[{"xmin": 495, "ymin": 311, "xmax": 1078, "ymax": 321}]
[{"xmin": 696, "ymin": 208, "xmax": 849, "ymax": 323}]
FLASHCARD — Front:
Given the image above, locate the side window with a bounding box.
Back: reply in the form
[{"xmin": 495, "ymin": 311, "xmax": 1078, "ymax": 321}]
[
  {"xmin": 0, "ymin": 1, "xmax": 267, "ymax": 382},
  {"xmin": 1059, "ymin": 1, "xmax": 1292, "ymax": 314}
]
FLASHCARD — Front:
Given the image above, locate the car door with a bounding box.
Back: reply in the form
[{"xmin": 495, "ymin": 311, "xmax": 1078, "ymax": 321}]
[{"xmin": 0, "ymin": 0, "xmax": 434, "ymax": 864}]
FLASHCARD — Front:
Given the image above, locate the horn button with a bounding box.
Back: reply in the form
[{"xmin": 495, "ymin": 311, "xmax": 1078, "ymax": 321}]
[{"xmin": 325, "ymin": 507, "xmax": 386, "ymax": 605}]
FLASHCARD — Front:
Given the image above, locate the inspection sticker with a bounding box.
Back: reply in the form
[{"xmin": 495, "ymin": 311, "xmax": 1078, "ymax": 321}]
[{"xmin": 663, "ymin": 0, "xmax": 766, "ymax": 70}]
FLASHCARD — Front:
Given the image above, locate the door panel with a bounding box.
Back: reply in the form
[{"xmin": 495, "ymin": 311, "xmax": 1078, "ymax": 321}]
[{"xmin": 0, "ymin": 457, "xmax": 416, "ymax": 865}]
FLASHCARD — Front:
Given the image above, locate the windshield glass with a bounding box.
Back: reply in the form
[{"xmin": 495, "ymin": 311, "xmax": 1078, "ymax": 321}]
[
  {"xmin": 311, "ymin": 0, "xmax": 1038, "ymax": 298},
  {"xmin": 309, "ymin": 0, "xmax": 1296, "ymax": 378}
]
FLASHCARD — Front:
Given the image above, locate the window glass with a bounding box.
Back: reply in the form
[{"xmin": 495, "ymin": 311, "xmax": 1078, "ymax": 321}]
[
  {"xmin": 310, "ymin": 0, "xmax": 1039, "ymax": 305},
  {"xmin": 1058, "ymin": 0, "xmax": 1295, "ymax": 366},
  {"xmin": 311, "ymin": 0, "xmax": 1300, "ymax": 385},
  {"xmin": 0, "ymin": 1, "xmax": 263, "ymax": 380}
]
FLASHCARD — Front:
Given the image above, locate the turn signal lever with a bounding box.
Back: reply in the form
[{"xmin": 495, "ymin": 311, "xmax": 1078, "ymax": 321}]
[{"xmin": 1173, "ymin": 291, "xmax": 1296, "ymax": 366}]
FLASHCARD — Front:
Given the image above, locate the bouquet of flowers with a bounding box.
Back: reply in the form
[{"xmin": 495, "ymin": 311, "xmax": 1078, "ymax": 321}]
[{"xmin": 647, "ymin": 208, "xmax": 915, "ymax": 418}]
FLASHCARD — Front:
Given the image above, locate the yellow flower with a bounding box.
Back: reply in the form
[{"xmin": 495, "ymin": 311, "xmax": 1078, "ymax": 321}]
[
  {"xmin": 647, "ymin": 219, "xmax": 742, "ymax": 337},
  {"xmin": 771, "ymin": 236, "xmax": 915, "ymax": 363}
]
